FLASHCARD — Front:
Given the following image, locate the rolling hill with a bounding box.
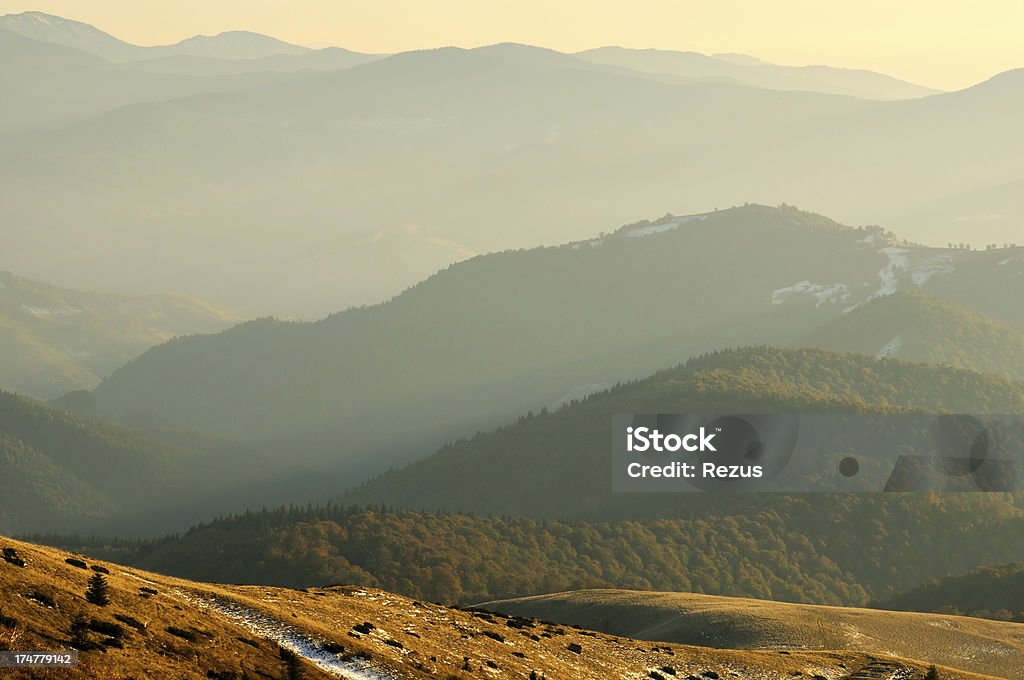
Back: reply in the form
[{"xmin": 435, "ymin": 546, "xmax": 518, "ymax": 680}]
[
  {"xmin": 482, "ymin": 589, "xmax": 1024, "ymax": 679},
  {"xmin": 1, "ymin": 536, "xmax": 982, "ymax": 680},
  {"xmin": 0, "ymin": 271, "xmax": 241, "ymax": 399}
]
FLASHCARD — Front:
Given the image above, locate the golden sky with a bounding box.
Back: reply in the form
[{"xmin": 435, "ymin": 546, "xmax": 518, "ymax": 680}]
[{"xmin": 1, "ymin": 0, "xmax": 1022, "ymax": 90}]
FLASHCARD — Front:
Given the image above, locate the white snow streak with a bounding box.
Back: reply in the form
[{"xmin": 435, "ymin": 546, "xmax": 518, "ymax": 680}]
[
  {"xmin": 174, "ymin": 590, "xmax": 396, "ymax": 680},
  {"xmin": 770, "ymin": 281, "xmax": 850, "ymax": 306},
  {"xmin": 626, "ymin": 213, "xmax": 708, "ymax": 238}
]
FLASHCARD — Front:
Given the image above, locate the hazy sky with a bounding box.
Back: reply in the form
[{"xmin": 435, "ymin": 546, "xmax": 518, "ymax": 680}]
[{"xmin": 1, "ymin": 0, "xmax": 1022, "ymax": 90}]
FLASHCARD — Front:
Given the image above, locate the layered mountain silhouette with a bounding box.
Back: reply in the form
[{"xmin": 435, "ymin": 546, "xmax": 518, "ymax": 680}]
[
  {"xmin": 575, "ymin": 46, "xmax": 939, "ymax": 99},
  {"xmin": 0, "ymin": 11, "xmax": 310, "ymax": 61},
  {"xmin": 8, "ymin": 12, "xmax": 1022, "ymax": 316},
  {"xmin": 91, "ymin": 206, "xmax": 1024, "ymax": 451}
]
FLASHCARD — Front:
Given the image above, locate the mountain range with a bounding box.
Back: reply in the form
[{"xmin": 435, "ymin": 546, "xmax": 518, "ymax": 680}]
[
  {"xmin": 85, "ymin": 207, "xmax": 1024, "ymax": 491},
  {"xmin": 7, "ymin": 12, "xmax": 1024, "ymax": 317}
]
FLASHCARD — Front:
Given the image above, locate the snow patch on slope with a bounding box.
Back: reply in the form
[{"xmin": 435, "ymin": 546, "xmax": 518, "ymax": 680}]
[
  {"xmin": 875, "ymin": 247, "xmax": 909, "ymax": 297},
  {"xmin": 771, "ymin": 281, "xmax": 850, "ymax": 306},
  {"xmin": 570, "ymin": 238, "xmax": 604, "ymax": 250},
  {"xmin": 174, "ymin": 589, "xmax": 396, "ymax": 680},
  {"xmin": 626, "ymin": 213, "xmax": 708, "ymax": 238}
]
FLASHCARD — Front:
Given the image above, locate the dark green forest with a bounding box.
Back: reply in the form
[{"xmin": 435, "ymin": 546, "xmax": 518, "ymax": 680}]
[
  {"xmin": 38, "ymin": 492, "xmax": 1024, "ymax": 608},
  {"xmin": 346, "ymin": 346, "xmax": 1024, "ymax": 517}
]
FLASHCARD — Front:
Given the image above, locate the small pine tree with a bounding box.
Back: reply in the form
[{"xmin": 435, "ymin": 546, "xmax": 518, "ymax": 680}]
[
  {"xmin": 85, "ymin": 573, "xmax": 110, "ymax": 606},
  {"xmin": 69, "ymin": 615, "xmax": 90, "ymax": 649},
  {"xmin": 925, "ymin": 666, "xmax": 940, "ymax": 680},
  {"xmin": 280, "ymin": 646, "xmax": 304, "ymax": 680}
]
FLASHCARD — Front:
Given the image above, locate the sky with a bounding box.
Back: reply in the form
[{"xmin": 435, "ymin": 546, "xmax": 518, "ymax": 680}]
[{"xmin": 1, "ymin": 1, "xmax": 1022, "ymax": 91}]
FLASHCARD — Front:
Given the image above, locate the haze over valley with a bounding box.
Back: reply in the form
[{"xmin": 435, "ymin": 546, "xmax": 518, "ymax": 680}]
[
  {"xmin": 3, "ymin": 12, "xmax": 1024, "ymax": 317},
  {"xmin": 2, "ymin": 6, "xmax": 1024, "ymax": 679}
]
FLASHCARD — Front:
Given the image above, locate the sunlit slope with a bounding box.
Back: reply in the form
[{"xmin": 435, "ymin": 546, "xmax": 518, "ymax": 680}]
[
  {"xmin": 0, "ymin": 536, "xmax": 996, "ymax": 680},
  {"xmin": 484, "ymin": 589, "xmax": 1024, "ymax": 679}
]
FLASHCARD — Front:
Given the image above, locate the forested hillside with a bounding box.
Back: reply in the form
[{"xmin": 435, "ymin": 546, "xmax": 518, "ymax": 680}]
[
  {"xmin": 346, "ymin": 346, "xmax": 1024, "ymax": 517},
  {"xmin": 0, "ymin": 390, "xmax": 285, "ymax": 535},
  {"xmin": 42, "ymin": 494, "xmax": 1024, "ymax": 608},
  {"xmin": 90, "ymin": 206, "xmax": 1024, "ymax": 502}
]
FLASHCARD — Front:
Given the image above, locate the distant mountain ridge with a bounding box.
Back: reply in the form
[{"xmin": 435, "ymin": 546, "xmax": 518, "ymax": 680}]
[
  {"xmin": 2, "ymin": 28, "xmax": 1021, "ymax": 311},
  {"xmin": 1, "ymin": 11, "xmax": 936, "ymax": 100},
  {"xmin": 0, "ymin": 271, "xmax": 241, "ymax": 399},
  {"xmin": 576, "ymin": 46, "xmax": 940, "ymax": 100},
  {"xmin": 0, "ymin": 11, "xmax": 311, "ymax": 61}
]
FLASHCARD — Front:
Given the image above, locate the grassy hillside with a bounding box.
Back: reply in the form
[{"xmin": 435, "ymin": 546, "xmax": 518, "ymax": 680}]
[
  {"xmin": 1, "ymin": 536, "xmax": 973, "ymax": 680},
  {"xmin": 482, "ymin": 589, "xmax": 1024, "ymax": 679},
  {"xmin": 803, "ymin": 291, "xmax": 1024, "ymax": 377},
  {"xmin": 0, "ymin": 271, "xmax": 240, "ymax": 399},
  {"xmin": 874, "ymin": 562, "xmax": 1024, "ymax": 622}
]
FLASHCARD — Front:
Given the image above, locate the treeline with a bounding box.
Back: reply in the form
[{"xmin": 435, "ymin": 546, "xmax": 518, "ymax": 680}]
[
  {"xmin": 874, "ymin": 562, "xmax": 1024, "ymax": 622},
  {"xmin": 35, "ymin": 493, "xmax": 1024, "ymax": 608}
]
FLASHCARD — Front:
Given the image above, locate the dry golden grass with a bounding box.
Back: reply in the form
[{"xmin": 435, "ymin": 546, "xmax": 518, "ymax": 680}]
[
  {"xmin": 483, "ymin": 589, "xmax": 1024, "ymax": 679},
  {"xmin": 0, "ymin": 536, "xmax": 1007, "ymax": 679}
]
